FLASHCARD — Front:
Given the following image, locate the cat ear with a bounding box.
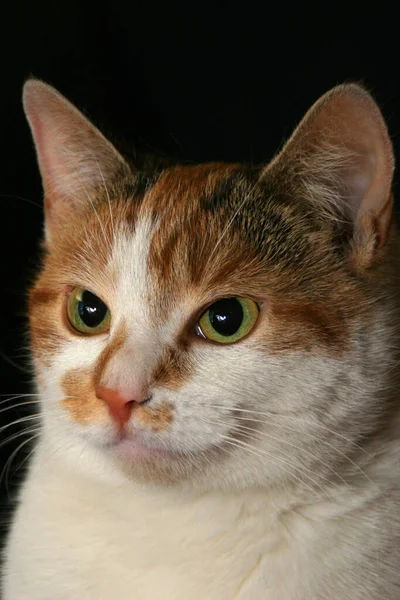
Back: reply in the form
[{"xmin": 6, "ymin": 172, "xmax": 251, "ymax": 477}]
[
  {"xmin": 23, "ymin": 79, "xmax": 131, "ymax": 239},
  {"xmin": 268, "ymin": 84, "xmax": 395, "ymax": 267}
]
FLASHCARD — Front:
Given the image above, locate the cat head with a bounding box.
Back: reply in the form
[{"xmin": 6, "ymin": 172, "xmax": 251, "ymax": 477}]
[{"xmin": 23, "ymin": 80, "xmax": 397, "ymax": 490}]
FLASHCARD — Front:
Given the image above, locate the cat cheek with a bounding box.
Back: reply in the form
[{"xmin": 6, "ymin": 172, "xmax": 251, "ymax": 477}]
[
  {"xmin": 134, "ymin": 402, "xmax": 174, "ymax": 432},
  {"xmin": 152, "ymin": 345, "xmax": 195, "ymax": 392},
  {"xmin": 60, "ymin": 367, "xmax": 110, "ymax": 425},
  {"xmin": 29, "ymin": 291, "xmax": 66, "ymax": 367},
  {"xmin": 60, "ymin": 365, "xmax": 175, "ymax": 434}
]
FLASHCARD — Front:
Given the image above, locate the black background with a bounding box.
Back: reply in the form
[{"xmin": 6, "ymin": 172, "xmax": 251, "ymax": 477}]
[{"xmin": 0, "ymin": 1, "xmax": 399, "ymax": 553}]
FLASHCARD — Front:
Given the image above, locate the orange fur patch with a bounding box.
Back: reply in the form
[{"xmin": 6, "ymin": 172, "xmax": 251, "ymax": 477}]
[
  {"xmin": 261, "ymin": 300, "xmax": 351, "ymax": 355},
  {"xmin": 93, "ymin": 321, "xmax": 128, "ymax": 389},
  {"xmin": 28, "ymin": 201, "xmax": 120, "ymax": 366},
  {"xmin": 29, "ymin": 287, "xmax": 66, "ymax": 365},
  {"xmin": 142, "ymin": 163, "xmax": 358, "ymax": 359},
  {"xmin": 145, "ymin": 164, "xmax": 244, "ymax": 315},
  {"xmin": 61, "ymin": 367, "xmax": 108, "ymax": 424},
  {"xmin": 153, "ymin": 344, "xmax": 194, "ymax": 390},
  {"xmin": 30, "ymin": 156, "xmax": 397, "ymax": 406},
  {"xmin": 135, "ymin": 401, "xmax": 174, "ymax": 432}
]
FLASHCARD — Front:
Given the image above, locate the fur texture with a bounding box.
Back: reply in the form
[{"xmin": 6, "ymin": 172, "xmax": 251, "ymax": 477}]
[{"xmin": 2, "ymin": 81, "xmax": 400, "ymax": 599}]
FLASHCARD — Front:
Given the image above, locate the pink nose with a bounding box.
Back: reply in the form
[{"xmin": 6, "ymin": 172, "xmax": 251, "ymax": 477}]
[{"xmin": 96, "ymin": 387, "xmax": 151, "ymax": 427}]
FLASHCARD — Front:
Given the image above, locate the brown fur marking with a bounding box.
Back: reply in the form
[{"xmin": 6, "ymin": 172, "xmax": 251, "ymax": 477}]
[
  {"xmin": 30, "ymin": 131, "xmax": 394, "ymax": 392},
  {"xmin": 262, "ymin": 300, "xmax": 351, "ymax": 354},
  {"xmin": 29, "ymin": 287, "xmax": 66, "ymax": 364},
  {"xmin": 135, "ymin": 401, "xmax": 174, "ymax": 432},
  {"xmin": 153, "ymin": 343, "xmax": 195, "ymax": 390},
  {"xmin": 61, "ymin": 367, "xmax": 108, "ymax": 424},
  {"xmin": 141, "ymin": 163, "xmax": 357, "ymax": 357},
  {"xmin": 93, "ymin": 321, "xmax": 128, "ymax": 389}
]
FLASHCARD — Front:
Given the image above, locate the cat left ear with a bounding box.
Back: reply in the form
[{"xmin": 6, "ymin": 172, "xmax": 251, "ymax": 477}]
[
  {"xmin": 23, "ymin": 79, "xmax": 131, "ymax": 240},
  {"xmin": 268, "ymin": 84, "xmax": 395, "ymax": 268}
]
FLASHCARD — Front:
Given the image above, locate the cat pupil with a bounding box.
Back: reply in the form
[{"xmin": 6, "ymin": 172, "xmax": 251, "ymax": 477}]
[
  {"xmin": 78, "ymin": 291, "xmax": 107, "ymax": 328},
  {"xmin": 209, "ymin": 298, "xmax": 244, "ymax": 336}
]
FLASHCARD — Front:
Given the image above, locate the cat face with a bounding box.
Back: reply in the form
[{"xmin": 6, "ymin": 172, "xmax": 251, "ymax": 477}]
[{"xmin": 24, "ymin": 81, "xmax": 396, "ymax": 489}]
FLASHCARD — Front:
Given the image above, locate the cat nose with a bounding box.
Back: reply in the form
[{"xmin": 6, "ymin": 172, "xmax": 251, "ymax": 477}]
[{"xmin": 96, "ymin": 387, "xmax": 152, "ymax": 427}]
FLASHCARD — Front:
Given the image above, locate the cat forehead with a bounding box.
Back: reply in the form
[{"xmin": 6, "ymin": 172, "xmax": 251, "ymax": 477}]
[
  {"xmin": 115, "ymin": 163, "xmax": 309, "ymax": 265},
  {"xmin": 106, "ymin": 164, "xmax": 265, "ymax": 322},
  {"xmin": 30, "ymin": 161, "xmax": 356, "ymax": 365},
  {"xmin": 41, "ymin": 161, "xmax": 330, "ymax": 314},
  {"xmin": 107, "ymin": 164, "xmax": 309, "ymax": 296}
]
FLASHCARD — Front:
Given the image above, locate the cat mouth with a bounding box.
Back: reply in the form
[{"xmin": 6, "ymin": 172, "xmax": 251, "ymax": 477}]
[{"xmin": 112, "ymin": 436, "xmax": 170, "ymax": 461}]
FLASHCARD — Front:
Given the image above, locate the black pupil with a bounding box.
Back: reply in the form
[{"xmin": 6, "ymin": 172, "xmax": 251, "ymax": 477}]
[
  {"xmin": 78, "ymin": 291, "xmax": 107, "ymax": 328},
  {"xmin": 209, "ymin": 298, "xmax": 243, "ymax": 337}
]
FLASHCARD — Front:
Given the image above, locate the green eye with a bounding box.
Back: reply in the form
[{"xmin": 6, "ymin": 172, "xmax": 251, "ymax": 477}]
[
  {"xmin": 67, "ymin": 287, "xmax": 111, "ymax": 335},
  {"xmin": 197, "ymin": 297, "xmax": 259, "ymax": 344}
]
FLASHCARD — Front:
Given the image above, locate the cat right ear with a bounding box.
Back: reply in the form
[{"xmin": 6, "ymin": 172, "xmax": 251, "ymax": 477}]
[
  {"xmin": 267, "ymin": 84, "xmax": 395, "ymax": 269},
  {"xmin": 23, "ymin": 79, "xmax": 131, "ymax": 241}
]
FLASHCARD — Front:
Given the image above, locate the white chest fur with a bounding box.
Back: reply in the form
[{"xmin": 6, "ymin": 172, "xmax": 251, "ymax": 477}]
[{"xmin": 2, "ymin": 437, "xmax": 385, "ymax": 600}]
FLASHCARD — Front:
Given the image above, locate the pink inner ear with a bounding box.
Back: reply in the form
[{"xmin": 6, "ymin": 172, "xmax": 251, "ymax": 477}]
[
  {"xmin": 341, "ymin": 152, "xmax": 376, "ymax": 220},
  {"xmin": 25, "ymin": 110, "xmax": 63, "ymax": 203},
  {"xmin": 22, "ymin": 79, "xmax": 130, "ymax": 239},
  {"xmin": 271, "ymin": 84, "xmax": 394, "ymax": 251},
  {"xmin": 352, "ymin": 154, "xmax": 375, "ymax": 197}
]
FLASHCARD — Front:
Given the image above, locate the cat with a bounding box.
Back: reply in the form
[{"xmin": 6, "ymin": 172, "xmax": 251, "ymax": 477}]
[{"xmin": 2, "ymin": 78, "xmax": 400, "ymax": 599}]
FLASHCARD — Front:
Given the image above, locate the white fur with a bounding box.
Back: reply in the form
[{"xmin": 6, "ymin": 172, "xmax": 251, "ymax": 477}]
[
  {"xmin": 7, "ymin": 80, "xmax": 400, "ymax": 598},
  {"xmin": 5, "ymin": 428, "xmax": 400, "ymax": 600},
  {"xmin": 3, "ymin": 218, "xmax": 400, "ymax": 599},
  {"xmin": 5, "ymin": 433, "xmax": 397, "ymax": 600}
]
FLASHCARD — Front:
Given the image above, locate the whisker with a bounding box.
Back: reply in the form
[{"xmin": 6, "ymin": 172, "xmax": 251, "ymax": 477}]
[
  {"xmin": 0, "ymin": 394, "xmax": 42, "ymax": 406},
  {"xmin": 76, "ymin": 174, "xmax": 111, "ymax": 250},
  {"xmin": 225, "ymin": 419, "xmax": 348, "ymax": 487},
  {"xmin": 1, "ymin": 433, "xmax": 39, "ymax": 497},
  {"xmin": 0, "ymin": 352, "xmax": 30, "ymax": 373},
  {"xmin": 0, "ymin": 401, "xmax": 42, "ymax": 414},
  {"xmin": 0, "ymin": 393, "xmax": 41, "ymax": 397},
  {"xmin": 212, "ymin": 440, "xmax": 255, "ymax": 474},
  {"xmin": 94, "ymin": 154, "xmax": 115, "ymax": 242},
  {"xmin": 203, "ymin": 404, "xmax": 374, "ymax": 458},
  {"xmin": 9, "ymin": 435, "xmax": 39, "ymax": 485},
  {"xmin": 199, "ymin": 413, "xmax": 327, "ymax": 497},
  {"xmin": 0, "ymin": 193, "xmax": 42, "ymax": 209},
  {"xmin": 0, "ymin": 425, "xmax": 41, "ymax": 451},
  {"xmin": 202, "ymin": 413, "xmax": 334, "ymax": 491},
  {"xmin": 0, "ymin": 414, "xmax": 42, "ymax": 436},
  {"xmin": 202, "ymin": 404, "xmax": 381, "ymax": 494},
  {"xmin": 219, "ymin": 435, "xmax": 325, "ymax": 500},
  {"xmin": 207, "ymin": 173, "xmax": 263, "ymax": 263}
]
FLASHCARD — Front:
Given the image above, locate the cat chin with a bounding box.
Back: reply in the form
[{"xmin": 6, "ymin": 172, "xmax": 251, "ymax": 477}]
[
  {"xmin": 113, "ymin": 437, "xmax": 173, "ymax": 462},
  {"xmin": 112, "ymin": 444, "xmax": 202, "ymax": 485},
  {"xmin": 101, "ymin": 433, "xmax": 225, "ymax": 486},
  {"xmin": 101, "ymin": 433, "xmax": 198, "ymax": 483}
]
